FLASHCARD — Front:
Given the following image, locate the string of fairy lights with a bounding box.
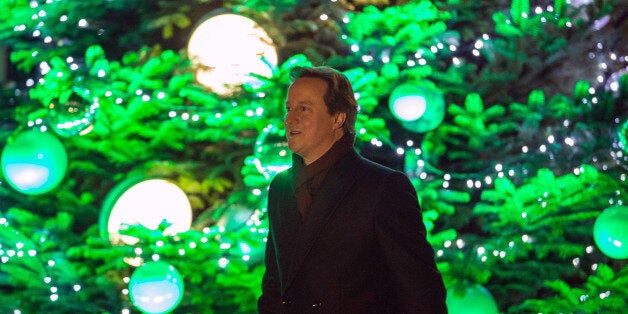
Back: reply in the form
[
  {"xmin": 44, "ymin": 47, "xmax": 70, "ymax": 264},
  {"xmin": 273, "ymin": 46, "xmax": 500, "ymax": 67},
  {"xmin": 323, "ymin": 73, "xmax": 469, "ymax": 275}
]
[{"xmin": 324, "ymin": 3, "xmax": 628, "ymax": 202}]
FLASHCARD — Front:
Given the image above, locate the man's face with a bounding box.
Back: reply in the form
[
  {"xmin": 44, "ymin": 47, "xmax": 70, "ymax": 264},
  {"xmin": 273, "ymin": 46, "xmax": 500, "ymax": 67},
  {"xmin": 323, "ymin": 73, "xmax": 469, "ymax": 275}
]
[{"xmin": 284, "ymin": 77, "xmax": 344, "ymax": 165}]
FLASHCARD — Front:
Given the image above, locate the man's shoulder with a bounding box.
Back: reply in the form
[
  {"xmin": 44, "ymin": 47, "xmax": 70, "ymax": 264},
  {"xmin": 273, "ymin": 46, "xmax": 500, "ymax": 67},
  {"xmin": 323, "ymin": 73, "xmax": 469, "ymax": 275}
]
[
  {"xmin": 269, "ymin": 168, "xmax": 293, "ymax": 187},
  {"xmin": 349, "ymin": 151, "xmax": 398, "ymax": 173},
  {"xmin": 341, "ymin": 151, "xmax": 406, "ymax": 183}
]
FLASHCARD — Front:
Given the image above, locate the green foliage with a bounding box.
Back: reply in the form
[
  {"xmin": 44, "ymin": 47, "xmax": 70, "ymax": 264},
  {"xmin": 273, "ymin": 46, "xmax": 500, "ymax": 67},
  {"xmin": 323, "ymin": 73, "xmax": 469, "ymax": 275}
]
[
  {"xmin": 514, "ymin": 264, "xmax": 628, "ymax": 313},
  {"xmin": 0, "ymin": 207, "xmax": 111, "ymax": 313},
  {"xmin": 471, "ymin": 165, "xmax": 627, "ymax": 307},
  {"xmin": 420, "ymin": 92, "xmax": 516, "ymax": 171}
]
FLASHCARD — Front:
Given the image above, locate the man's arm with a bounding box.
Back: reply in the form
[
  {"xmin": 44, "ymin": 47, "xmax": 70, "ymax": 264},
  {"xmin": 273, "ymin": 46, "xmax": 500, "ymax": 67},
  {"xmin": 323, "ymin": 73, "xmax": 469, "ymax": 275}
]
[
  {"xmin": 258, "ymin": 224, "xmax": 281, "ymax": 314},
  {"xmin": 375, "ymin": 171, "xmax": 447, "ymax": 313}
]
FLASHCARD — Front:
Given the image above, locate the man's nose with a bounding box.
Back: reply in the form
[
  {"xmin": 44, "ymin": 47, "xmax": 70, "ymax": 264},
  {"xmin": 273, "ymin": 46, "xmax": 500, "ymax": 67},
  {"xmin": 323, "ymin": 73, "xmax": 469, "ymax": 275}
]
[{"xmin": 285, "ymin": 111, "xmax": 297, "ymax": 125}]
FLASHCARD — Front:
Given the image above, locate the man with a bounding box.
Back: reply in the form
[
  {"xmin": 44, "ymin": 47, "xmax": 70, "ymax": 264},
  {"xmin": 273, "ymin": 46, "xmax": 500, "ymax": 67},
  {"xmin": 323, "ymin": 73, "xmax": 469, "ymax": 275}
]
[{"xmin": 258, "ymin": 66, "xmax": 447, "ymax": 313}]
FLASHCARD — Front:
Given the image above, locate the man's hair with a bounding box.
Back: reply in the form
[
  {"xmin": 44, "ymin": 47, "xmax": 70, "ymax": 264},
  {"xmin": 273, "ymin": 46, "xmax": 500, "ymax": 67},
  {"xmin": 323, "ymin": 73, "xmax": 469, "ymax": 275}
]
[{"xmin": 290, "ymin": 66, "xmax": 358, "ymax": 134}]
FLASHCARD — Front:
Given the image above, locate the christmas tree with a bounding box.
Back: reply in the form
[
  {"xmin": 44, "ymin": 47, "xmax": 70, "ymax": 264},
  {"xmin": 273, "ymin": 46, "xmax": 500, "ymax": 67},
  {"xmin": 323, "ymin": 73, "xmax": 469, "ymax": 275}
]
[{"xmin": 0, "ymin": 0, "xmax": 626, "ymax": 313}]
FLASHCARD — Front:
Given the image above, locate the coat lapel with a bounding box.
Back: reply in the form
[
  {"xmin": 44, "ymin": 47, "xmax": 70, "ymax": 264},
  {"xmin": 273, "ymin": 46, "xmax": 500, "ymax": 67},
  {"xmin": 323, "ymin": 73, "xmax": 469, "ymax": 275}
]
[{"xmin": 282, "ymin": 152, "xmax": 360, "ymax": 292}]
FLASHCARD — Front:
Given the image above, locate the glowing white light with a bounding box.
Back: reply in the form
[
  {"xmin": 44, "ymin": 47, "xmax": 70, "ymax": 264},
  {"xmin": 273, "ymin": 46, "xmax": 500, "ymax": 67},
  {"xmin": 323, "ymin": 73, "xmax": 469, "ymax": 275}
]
[
  {"xmin": 187, "ymin": 14, "xmax": 278, "ymax": 95},
  {"xmin": 218, "ymin": 257, "xmax": 229, "ymax": 268},
  {"xmin": 105, "ymin": 179, "xmax": 192, "ymax": 245},
  {"xmin": 390, "ymin": 96, "xmax": 426, "ymax": 121},
  {"xmin": 564, "ymin": 137, "xmax": 575, "ymax": 146}
]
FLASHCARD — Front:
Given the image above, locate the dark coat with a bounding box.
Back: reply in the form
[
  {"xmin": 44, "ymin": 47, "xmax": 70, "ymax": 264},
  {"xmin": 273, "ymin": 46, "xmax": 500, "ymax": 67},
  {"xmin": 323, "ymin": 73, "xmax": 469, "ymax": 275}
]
[{"xmin": 258, "ymin": 150, "xmax": 447, "ymax": 313}]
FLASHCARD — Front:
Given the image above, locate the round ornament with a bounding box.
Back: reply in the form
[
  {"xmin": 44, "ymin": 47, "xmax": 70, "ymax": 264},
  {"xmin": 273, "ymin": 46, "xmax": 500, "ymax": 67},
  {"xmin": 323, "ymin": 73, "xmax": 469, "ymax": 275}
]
[
  {"xmin": 253, "ymin": 125, "xmax": 291, "ymax": 178},
  {"xmin": 593, "ymin": 206, "xmax": 628, "ymax": 259},
  {"xmin": 1, "ymin": 130, "xmax": 68, "ymax": 195},
  {"xmin": 129, "ymin": 261, "xmax": 184, "ymax": 314},
  {"xmin": 617, "ymin": 118, "xmax": 628, "ymax": 153},
  {"xmin": 446, "ymin": 284, "xmax": 499, "ymax": 314},
  {"xmin": 48, "ymin": 91, "xmax": 97, "ymax": 137},
  {"xmin": 389, "ymin": 83, "xmax": 428, "ymax": 121},
  {"xmin": 389, "ymin": 83, "xmax": 445, "ymax": 133},
  {"xmin": 100, "ymin": 178, "xmax": 192, "ymax": 245},
  {"xmin": 187, "ymin": 13, "xmax": 278, "ymax": 95}
]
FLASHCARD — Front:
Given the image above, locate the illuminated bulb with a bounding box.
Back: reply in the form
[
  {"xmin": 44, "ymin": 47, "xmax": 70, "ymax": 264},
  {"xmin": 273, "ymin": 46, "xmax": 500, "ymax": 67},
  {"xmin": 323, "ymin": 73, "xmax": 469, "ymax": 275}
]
[
  {"xmin": 102, "ymin": 179, "xmax": 192, "ymax": 246},
  {"xmin": 187, "ymin": 13, "xmax": 277, "ymax": 95}
]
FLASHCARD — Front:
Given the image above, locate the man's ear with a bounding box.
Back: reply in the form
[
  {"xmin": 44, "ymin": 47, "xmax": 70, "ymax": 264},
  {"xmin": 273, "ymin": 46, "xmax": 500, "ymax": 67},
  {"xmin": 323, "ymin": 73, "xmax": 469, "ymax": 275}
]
[{"xmin": 334, "ymin": 112, "xmax": 346, "ymax": 130}]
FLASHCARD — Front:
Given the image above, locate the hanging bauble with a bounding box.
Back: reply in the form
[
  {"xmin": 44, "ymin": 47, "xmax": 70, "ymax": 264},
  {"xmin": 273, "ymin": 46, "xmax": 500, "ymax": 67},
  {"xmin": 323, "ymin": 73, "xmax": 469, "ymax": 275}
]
[
  {"xmin": 216, "ymin": 203, "xmax": 253, "ymax": 232},
  {"xmin": 100, "ymin": 178, "xmax": 192, "ymax": 245},
  {"xmin": 617, "ymin": 118, "xmax": 628, "ymax": 153},
  {"xmin": 48, "ymin": 90, "xmax": 98, "ymax": 137},
  {"xmin": 1, "ymin": 130, "xmax": 68, "ymax": 195},
  {"xmin": 253, "ymin": 125, "xmax": 291, "ymax": 178},
  {"xmin": 593, "ymin": 206, "xmax": 628, "ymax": 259},
  {"xmin": 389, "ymin": 83, "xmax": 428, "ymax": 121},
  {"xmin": 389, "ymin": 83, "xmax": 445, "ymax": 133},
  {"xmin": 446, "ymin": 284, "xmax": 499, "ymax": 314},
  {"xmin": 129, "ymin": 260, "xmax": 184, "ymax": 314},
  {"xmin": 187, "ymin": 13, "xmax": 278, "ymax": 96}
]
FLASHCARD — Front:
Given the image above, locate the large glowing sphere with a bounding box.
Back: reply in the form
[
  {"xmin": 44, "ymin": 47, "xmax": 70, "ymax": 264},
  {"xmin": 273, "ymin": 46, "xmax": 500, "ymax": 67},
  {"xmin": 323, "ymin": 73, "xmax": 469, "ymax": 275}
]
[
  {"xmin": 389, "ymin": 83, "xmax": 428, "ymax": 121},
  {"xmin": 129, "ymin": 261, "xmax": 184, "ymax": 314},
  {"xmin": 1, "ymin": 131, "xmax": 68, "ymax": 195},
  {"xmin": 593, "ymin": 206, "xmax": 628, "ymax": 259},
  {"xmin": 446, "ymin": 285, "xmax": 499, "ymax": 314},
  {"xmin": 101, "ymin": 179, "xmax": 192, "ymax": 245},
  {"xmin": 389, "ymin": 83, "xmax": 445, "ymax": 133},
  {"xmin": 187, "ymin": 13, "xmax": 278, "ymax": 95}
]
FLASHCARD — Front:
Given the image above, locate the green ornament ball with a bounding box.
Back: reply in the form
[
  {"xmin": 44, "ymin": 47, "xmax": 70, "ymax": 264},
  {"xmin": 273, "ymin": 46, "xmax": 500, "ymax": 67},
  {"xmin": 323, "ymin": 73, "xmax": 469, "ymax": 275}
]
[
  {"xmin": 129, "ymin": 261, "xmax": 184, "ymax": 314},
  {"xmin": 389, "ymin": 83, "xmax": 428, "ymax": 122},
  {"xmin": 1, "ymin": 130, "xmax": 68, "ymax": 195},
  {"xmin": 446, "ymin": 285, "xmax": 499, "ymax": 314},
  {"xmin": 593, "ymin": 206, "xmax": 628, "ymax": 259},
  {"xmin": 48, "ymin": 92, "xmax": 97, "ymax": 137},
  {"xmin": 254, "ymin": 124, "xmax": 291, "ymax": 178},
  {"xmin": 617, "ymin": 118, "xmax": 628, "ymax": 153},
  {"xmin": 389, "ymin": 83, "xmax": 445, "ymax": 133}
]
